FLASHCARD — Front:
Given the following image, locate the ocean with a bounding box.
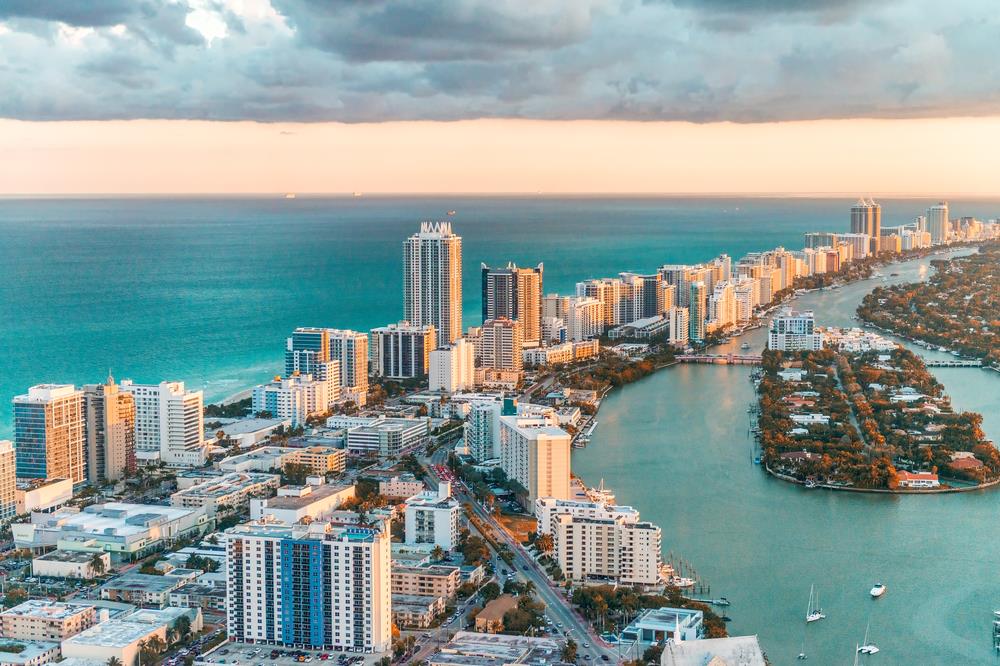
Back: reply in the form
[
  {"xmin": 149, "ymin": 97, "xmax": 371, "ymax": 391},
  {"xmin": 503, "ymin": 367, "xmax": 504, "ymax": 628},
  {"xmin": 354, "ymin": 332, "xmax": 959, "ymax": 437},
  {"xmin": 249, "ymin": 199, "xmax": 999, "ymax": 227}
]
[{"xmin": 0, "ymin": 194, "xmax": 997, "ymax": 435}]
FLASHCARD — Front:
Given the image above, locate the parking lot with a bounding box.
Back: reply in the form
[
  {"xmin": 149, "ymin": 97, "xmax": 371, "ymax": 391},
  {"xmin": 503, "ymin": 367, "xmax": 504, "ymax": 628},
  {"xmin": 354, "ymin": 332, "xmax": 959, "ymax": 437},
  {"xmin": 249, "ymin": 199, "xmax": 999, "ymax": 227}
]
[{"xmin": 197, "ymin": 642, "xmax": 384, "ymax": 666}]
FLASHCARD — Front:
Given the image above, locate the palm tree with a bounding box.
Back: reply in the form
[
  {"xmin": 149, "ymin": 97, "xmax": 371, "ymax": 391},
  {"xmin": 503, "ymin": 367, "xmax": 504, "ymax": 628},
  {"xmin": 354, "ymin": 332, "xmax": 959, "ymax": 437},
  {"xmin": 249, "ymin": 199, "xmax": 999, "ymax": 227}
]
[
  {"xmin": 431, "ymin": 545, "xmax": 445, "ymax": 562},
  {"xmin": 90, "ymin": 552, "xmax": 107, "ymax": 577},
  {"xmin": 535, "ymin": 533, "xmax": 554, "ymax": 555},
  {"xmin": 106, "ymin": 658, "xmax": 123, "ymax": 666},
  {"xmin": 166, "ymin": 627, "xmax": 178, "ymax": 645}
]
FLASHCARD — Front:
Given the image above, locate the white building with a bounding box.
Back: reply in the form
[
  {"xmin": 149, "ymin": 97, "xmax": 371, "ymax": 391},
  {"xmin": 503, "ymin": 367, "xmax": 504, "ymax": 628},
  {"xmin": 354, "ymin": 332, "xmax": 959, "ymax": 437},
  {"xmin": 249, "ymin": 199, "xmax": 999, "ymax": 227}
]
[
  {"xmin": 14, "ymin": 478, "xmax": 73, "ymax": 517},
  {"xmin": 226, "ymin": 521, "xmax": 391, "ymax": 653},
  {"xmin": 251, "ymin": 374, "xmax": 333, "ymax": 427},
  {"xmin": 249, "ymin": 482, "xmax": 356, "ymax": 524},
  {"xmin": 285, "ymin": 327, "xmax": 368, "ymax": 406},
  {"xmin": 535, "ymin": 497, "xmax": 663, "ymax": 587},
  {"xmin": 564, "ymin": 297, "xmax": 603, "ymax": 341},
  {"xmin": 404, "ymin": 483, "xmax": 461, "ymax": 551},
  {"xmin": 371, "ymin": 321, "xmax": 437, "ymax": 379},
  {"xmin": 404, "ymin": 221, "xmax": 463, "ymax": 345},
  {"xmin": 429, "ymin": 338, "xmax": 476, "ymax": 394},
  {"xmin": 768, "ymin": 309, "xmax": 822, "ymax": 351},
  {"xmin": 169, "ymin": 472, "xmax": 279, "ymax": 516},
  {"xmin": 479, "ymin": 318, "xmax": 524, "ymax": 374},
  {"xmin": 378, "ymin": 475, "xmax": 425, "ymax": 499},
  {"xmin": 464, "ymin": 400, "xmax": 503, "ymax": 462},
  {"xmin": 119, "ymin": 380, "xmax": 207, "ymax": 467},
  {"xmin": 927, "ymin": 202, "xmax": 950, "ymax": 244},
  {"xmin": 330, "ymin": 415, "xmax": 429, "ymax": 457},
  {"xmin": 667, "ymin": 307, "xmax": 689, "ymax": 346},
  {"xmin": 499, "ymin": 415, "xmax": 571, "ymax": 511}
]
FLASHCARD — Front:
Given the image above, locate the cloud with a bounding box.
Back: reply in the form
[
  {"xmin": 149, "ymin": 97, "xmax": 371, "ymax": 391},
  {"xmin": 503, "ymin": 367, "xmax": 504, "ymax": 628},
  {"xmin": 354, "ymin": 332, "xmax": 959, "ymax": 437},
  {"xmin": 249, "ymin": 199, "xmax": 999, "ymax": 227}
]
[{"xmin": 0, "ymin": 0, "xmax": 999, "ymax": 123}]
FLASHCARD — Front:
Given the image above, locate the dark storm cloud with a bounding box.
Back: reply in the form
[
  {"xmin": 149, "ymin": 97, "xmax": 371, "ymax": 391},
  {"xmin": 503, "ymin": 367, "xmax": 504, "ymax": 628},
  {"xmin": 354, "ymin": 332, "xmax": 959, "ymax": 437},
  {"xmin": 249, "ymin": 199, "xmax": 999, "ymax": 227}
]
[{"xmin": 1, "ymin": 0, "xmax": 999, "ymax": 123}]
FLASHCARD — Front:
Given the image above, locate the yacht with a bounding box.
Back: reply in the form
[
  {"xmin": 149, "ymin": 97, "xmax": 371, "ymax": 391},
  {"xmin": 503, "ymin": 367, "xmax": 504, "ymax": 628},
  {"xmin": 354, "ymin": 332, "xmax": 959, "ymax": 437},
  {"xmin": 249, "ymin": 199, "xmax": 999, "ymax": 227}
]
[
  {"xmin": 858, "ymin": 620, "xmax": 879, "ymax": 654},
  {"xmin": 283, "ymin": 193, "xmax": 296, "ymax": 199},
  {"xmin": 870, "ymin": 583, "xmax": 886, "ymax": 598},
  {"xmin": 806, "ymin": 585, "xmax": 826, "ymax": 623}
]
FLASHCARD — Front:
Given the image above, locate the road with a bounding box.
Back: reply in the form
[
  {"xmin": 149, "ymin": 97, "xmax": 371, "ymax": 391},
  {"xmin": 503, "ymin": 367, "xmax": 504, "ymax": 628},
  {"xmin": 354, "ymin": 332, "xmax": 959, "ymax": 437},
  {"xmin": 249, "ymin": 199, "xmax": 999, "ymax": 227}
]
[{"xmin": 423, "ymin": 445, "xmax": 619, "ymax": 664}]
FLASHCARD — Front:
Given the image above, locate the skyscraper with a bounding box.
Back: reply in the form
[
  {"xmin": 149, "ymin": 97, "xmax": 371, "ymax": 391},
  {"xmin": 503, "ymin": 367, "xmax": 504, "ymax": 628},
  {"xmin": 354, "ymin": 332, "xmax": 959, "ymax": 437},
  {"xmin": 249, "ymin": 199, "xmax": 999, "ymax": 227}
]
[
  {"xmin": 481, "ymin": 262, "xmax": 543, "ymax": 345},
  {"xmin": 850, "ymin": 198, "xmax": 881, "ymax": 254},
  {"xmin": 286, "ymin": 327, "xmax": 368, "ymax": 406},
  {"xmin": 403, "ymin": 221, "xmax": 463, "ymax": 344},
  {"xmin": 83, "ymin": 375, "xmax": 136, "ymax": 484},
  {"xmin": 13, "ymin": 384, "xmax": 85, "ymax": 484},
  {"xmin": 227, "ymin": 521, "xmax": 391, "ymax": 653},
  {"xmin": 927, "ymin": 202, "xmax": 950, "ymax": 244},
  {"xmin": 688, "ymin": 282, "xmax": 707, "ymax": 342},
  {"xmin": 370, "ymin": 321, "xmax": 437, "ymax": 379},
  {"xmin": 479, "ymin": 318, "xmax": 524, "ymax": 374},
  {"xmin": 119, "ymin": 380, "xmax": 206, "ymax": 467}
]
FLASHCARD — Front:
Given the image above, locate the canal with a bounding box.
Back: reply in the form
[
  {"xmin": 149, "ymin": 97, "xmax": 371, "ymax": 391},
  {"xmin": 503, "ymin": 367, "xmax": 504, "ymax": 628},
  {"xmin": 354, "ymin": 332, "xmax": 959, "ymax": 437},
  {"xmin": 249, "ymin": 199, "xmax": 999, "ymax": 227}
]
[{"xmin": 572, "ymin": 248, "xmax": 1000, "ymax": 664}]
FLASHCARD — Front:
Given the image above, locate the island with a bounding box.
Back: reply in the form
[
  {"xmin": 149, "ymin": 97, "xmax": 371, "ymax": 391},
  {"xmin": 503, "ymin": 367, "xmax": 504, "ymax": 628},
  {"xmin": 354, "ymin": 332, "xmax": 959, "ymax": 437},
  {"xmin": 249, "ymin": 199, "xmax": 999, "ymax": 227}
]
[
  {"xmin": 857, "ymin": 243, "xmax": 1000, "ymax": 367},
  {"xmin": 756, "ymin": 346, "xmax": 999, "ymax": 491}
]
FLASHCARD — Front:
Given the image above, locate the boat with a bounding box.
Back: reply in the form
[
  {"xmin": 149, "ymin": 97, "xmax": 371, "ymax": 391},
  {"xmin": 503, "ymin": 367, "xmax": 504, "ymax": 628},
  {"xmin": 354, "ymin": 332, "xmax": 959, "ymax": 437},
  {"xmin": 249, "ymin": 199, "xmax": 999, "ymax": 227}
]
[
  {"xmin": 283, "ymin": 193, "xmax": 296, "ymax": 199},
  {"xmin": 805, "ymin": 584, "xmax": 826, "ymax": 623},
  {"xmin": 858, "ymin": 620, "xmax": 879, "ymax": 654},
  {"xmin": 753, "ymin": 456, "xmax": 761, "ymax": 465},
  {"xmin": 870, "ymin": 583, "xmax": 886, "ymax": 598},
  {"xmin": 447, "ymin": 210, "xmax": 457, "ymax": 216},
  {"xmin": 352, "ymin": 192, "xmax": 363, "ymax": 197},
  {"xmin": 668, "ymin": 576, "xmax": 697, "ymax": 588}
]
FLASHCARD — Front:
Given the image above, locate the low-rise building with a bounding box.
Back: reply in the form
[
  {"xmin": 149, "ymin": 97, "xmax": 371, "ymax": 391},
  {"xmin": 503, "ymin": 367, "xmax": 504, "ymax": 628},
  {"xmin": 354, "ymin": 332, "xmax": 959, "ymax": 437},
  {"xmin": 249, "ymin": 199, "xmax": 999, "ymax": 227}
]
[
  {"xmin": 336, "ymin": 416, "xmax": 430, "ymax": 457},
  {"xmin": 214, "ymin": 418, "xmax": 291, "ymax": 449},
  {"xmin": 391, "ymin": 563, "xmax": 461, "ymax": 600},
  {"xmin": 0, "ymin": 600, "xmax": 97, "ymax": 642},
  {"xmin": 169, "ymin": 472, "xmax": 279, "ymax": 516},
  {"xmin": 15, "ymin": 479, "xmax": 74, "ymax": 516},
  {"xmin": 60, "ymin": 607, "xmax": 201, "ymax": 666},
  {"xmin": 426, "ymin": 632, "xmax": 566, "ymax": 666},
  {"xmin": 0, "ymin": 639, "xmax": 60, "ymax": 666},
  {"xmin": 620, "ymin": 607, "xmax": 703, "ymax": 647},
  {"xmin": 99, "ymin": 573, "xmax": 188, "ymax": 608},
  {"xmin": 12, "ymin": 503, "xmax": 210, "ymax": 562},
  {"xmin": 896, "ymin": 471, "xmax": 940, "ymax": 489},
  {"xmin": 391, "ymin": 594, "xmax": 445, "ymax": 629},
  {"xmin": 475, "ymin": 596, "xmax": 518, "ymax": 634},
  {"xmin": 248, "ymin": 482, "xmax": 355, "ymax": 525},
  {"xmin": 404, "ymin": 483, "xmax": 461, "ymax": 551},
  {"xmin": 31, "ymin": 550, "xmax": 111, "ymax": 579},
  {"xmin": 290, "ymin": 446, "xmax": 346, "ymax": 475},
  {"xmin": 379, "ymin": 474, "xmax": 425, "ymax": 499},
  {"xmin": 168, "ymin": 583, "xmax": 226, "ymax": 613},
  {"xmin": 660, "ymin": 635, "xmax": 766, "ymax": 666}
]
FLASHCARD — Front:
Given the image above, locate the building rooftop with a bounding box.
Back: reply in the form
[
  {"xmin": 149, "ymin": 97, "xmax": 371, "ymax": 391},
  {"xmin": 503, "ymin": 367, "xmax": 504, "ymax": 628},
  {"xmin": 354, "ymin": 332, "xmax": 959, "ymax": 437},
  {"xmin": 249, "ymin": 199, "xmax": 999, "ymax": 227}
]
[
  {"xmin": 218, "ymin": 418, "xmax": 289, "ymax": 436},
  {"xmin": 0, "ymin": 599, "xmax": 93, "ymax": 620},
  {"xmin": 262, "ymin": 483, "xmax": 354, "ymax": 510},
  {"xmin": 428, "ymin": 632, "xmax": 566, "ymax": 666},
  {"xmin": 0, "ymin": 639, "xmax": 59, "ymax": 664},
  {"xmin": 62, "ymin": 620, "xmax": 160, "ymax": 648},
  {"xmin": 15, "ymin": 477, "xmax": 71, "ymax": 492},
  {"xmin": 391, "ymin": 594, "xmax": 440, "ymax": 610},
  {"xmin": 476, "ymin": 596, "xmax": 518, "ymax": 623},
  {"xmin": 30, "ymin": 503, "xmax": 201, "ymax": 539},
  {"xmin": 34, "ymin": 549, "xmax": 97, "ymax": 564},
  {"xmin": 660, "ymin": 635, "xmax": 766, "ymax": 666},
  {"xmin": 171, "ymin": 472, "xmax": 278, "ymax": 500},
  {"xmin": 101, "ymin": 573, "xmax": 185, "ymax": 594}
]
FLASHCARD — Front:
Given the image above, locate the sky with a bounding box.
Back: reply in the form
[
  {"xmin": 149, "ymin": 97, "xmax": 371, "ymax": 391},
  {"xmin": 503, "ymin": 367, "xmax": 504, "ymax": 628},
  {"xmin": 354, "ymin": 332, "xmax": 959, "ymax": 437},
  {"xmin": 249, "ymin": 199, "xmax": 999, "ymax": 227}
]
[{"xmin": 2, "ymin": 0, "xmax": 1000, "ymax": 194}]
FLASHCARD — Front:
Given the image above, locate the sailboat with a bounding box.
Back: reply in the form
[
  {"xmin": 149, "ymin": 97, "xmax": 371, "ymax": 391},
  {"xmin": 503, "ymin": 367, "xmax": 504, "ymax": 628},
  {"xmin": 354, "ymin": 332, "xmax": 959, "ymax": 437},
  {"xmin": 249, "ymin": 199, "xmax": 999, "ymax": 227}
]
[
  {"xmin": 857, "ymin": 620, "xmax": 879, "ymax": 654},
  {"xmin": 806, "ymin": 585, "xmax": 826, "ymax": 623}
]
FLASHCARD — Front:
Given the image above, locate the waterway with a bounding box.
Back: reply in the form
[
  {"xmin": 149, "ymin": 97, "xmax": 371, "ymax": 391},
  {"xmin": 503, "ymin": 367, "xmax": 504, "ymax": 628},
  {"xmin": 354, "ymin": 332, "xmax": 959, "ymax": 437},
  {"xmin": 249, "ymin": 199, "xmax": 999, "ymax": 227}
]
[{"xmin": 572, "ymin": 248, "xmax": 1000, "ymax": 664}]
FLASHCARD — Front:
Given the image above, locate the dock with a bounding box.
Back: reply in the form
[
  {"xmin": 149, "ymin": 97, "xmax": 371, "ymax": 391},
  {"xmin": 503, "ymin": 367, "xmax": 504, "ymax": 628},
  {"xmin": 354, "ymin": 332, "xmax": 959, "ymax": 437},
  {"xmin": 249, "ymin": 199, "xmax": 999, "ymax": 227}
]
[
  {"xmin": 924, "ymin": 359, "xmax": 983, "ymax": 367},
  {"xmin": 677, "ymin": 353, "xmax": 762, "ymax": 366}
]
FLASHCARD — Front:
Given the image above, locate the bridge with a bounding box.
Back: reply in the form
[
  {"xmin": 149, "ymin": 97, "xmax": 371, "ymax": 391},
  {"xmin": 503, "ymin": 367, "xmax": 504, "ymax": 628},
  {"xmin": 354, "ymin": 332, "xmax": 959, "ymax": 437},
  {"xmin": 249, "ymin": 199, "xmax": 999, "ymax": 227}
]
[
  {"xmin": 677, "ymin": 353, "xmax": 763, "ymax": 365},
  {"xmin": 924, "ymin": 359, "xmax": 982, "ymax": 367}
]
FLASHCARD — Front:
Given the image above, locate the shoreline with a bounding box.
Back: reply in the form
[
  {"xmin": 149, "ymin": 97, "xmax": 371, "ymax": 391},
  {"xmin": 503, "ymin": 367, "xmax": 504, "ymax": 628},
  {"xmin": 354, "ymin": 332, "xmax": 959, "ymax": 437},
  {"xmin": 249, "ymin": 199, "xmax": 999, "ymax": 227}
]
[{"xmin": 763, "ymin": 463, "xmax": 1000, "ymax": 494}]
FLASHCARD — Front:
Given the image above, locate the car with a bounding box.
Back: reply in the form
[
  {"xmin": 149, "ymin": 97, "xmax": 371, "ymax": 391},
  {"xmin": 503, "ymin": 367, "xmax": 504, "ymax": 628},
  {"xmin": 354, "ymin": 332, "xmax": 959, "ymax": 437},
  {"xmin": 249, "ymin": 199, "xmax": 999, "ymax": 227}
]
[
  {"xmin": 582, "ymin": 655, "xmax": 592, "ymax": 661},
  {"xmin": 583, "ymin": 643, "xmax": 591, "ymax": 649},
  {"xmin": 600, "ymin": 657, "xmax": 610, "ymax": 662}
]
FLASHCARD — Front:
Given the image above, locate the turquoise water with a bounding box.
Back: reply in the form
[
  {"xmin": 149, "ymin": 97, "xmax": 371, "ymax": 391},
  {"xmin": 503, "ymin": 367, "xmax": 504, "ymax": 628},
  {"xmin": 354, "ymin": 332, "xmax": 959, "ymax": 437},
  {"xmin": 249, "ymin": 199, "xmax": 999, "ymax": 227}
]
[
  {"xmin": 573, "ymin": 250, "xmax": 1000, "ymax": 664},
  {"xmin": 8, "ymin": 194, "xmax": 991, "ymax": 435}
]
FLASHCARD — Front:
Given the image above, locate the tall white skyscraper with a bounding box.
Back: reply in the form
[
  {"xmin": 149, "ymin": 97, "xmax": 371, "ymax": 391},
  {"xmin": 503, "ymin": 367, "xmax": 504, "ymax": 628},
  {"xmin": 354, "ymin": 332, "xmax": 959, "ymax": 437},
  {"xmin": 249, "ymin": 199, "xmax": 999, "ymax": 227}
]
[
  {"xmin": 119, "ymin": 380, "xmax": 206, "ymax": 467},
  {"xmin": 668, "ymin": 307, "xmax": 689, "ymax": 346},
  {"xmin": 429, "ymin": 338, "xmax": 475, "ymax": 393},
  {"xmin": 927, "ymin": 202, "xmax": 950, "ymax": 244},
  {"xmin": 688, "ymin": 282, "xmax": 707, "ymax": 342},
  {"xmin": 499, "ymin": 414, "xmax": 571, "ymax": 512},
  {"xmin": 404, "ymin": 221, "xmax": 463, "ymax": 344}
]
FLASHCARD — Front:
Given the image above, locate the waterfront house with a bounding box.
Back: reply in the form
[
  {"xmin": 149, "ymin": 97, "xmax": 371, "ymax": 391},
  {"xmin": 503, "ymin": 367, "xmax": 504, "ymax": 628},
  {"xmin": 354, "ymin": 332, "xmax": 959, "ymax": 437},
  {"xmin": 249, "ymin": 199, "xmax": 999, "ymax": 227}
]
[
  {"xmin": 947, "ymin": 457, "xmax": 984, "ymax": 472},
  {"xmin": 896, "ymin": 471, "xmax": 940, "ymax": 489},
  {"xmin": 620, "ymin": 607, "xmax": 703, "ymax": 646}
]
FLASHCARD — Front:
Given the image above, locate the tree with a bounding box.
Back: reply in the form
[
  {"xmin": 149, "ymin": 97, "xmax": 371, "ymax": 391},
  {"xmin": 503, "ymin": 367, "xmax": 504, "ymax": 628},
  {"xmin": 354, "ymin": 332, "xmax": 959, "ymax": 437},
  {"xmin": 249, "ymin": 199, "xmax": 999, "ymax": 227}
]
[
  {"xmin": 106, "ymin": 658, "xmax": 123, "ymax": 666},
  {"xmin": 3, "ymin": 587, "xmax": 27, "ymax": 608},
  {"xmin": 535, "ymin": 533, "xmax": 554, "ymax": 555},
  {"xmin": 561, "ymin": 638, "xmax": 578, "ymax": 663},
  {"xmin": 431, "ymin": 545, "xmax": 446, "ymax": 562},
  {"xmin": 481, "ymin": 581, "xmax": 501, "ymax": 602},
  {"xmin": 175, "ymin": 615, "xmax": 192, "ymax": 640},
  {"xmin": 90, "ymin": 552, "xmax": 107, "ymax": 576},
  {"xmin": 282, "ymin": 462, "xmax": 313, "ymax": 485}
]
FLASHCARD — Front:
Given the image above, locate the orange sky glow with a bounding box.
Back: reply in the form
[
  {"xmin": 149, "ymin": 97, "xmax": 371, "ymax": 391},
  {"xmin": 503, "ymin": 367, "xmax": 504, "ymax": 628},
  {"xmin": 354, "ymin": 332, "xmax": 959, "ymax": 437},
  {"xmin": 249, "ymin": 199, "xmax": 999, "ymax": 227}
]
[{"xmin": 4, "ymin": 116, "xmax": 1000, "ymax": 195}]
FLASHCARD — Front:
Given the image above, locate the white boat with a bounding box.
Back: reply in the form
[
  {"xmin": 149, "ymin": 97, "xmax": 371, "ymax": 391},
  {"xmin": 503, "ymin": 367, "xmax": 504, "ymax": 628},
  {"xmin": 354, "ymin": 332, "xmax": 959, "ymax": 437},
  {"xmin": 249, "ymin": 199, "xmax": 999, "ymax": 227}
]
[
  {"xmin": 870, "ymin": 583, "xmax": 886, "ymax": 598},
  {"xmin": 858, "ymin": 620, "xmax": 879, "ymax": 655},
  {"xmin": 805, "ymin": 584, "xmax": 826, "ymax": 623},
  {"xmin": 669, "ymin": 576, "xmax": 697, "ymax": 588},
  {"xmin": 283, "ymin": 193, "xmax": 296, "ymax": 199}
]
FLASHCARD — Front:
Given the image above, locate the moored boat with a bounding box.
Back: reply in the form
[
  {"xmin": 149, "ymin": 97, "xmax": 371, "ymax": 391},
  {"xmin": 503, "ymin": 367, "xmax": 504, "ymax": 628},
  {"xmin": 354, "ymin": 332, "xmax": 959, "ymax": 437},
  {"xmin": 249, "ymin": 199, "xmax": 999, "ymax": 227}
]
[{"xmin": 870, "ymin": 583, "xmax": 886, "ymax": 598}]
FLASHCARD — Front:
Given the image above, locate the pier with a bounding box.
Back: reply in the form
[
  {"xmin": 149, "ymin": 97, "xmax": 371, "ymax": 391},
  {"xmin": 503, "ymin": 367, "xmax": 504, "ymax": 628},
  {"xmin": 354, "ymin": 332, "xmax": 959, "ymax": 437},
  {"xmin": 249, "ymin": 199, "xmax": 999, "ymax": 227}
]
[{"xmin": 677, "ymin": 353, "xmax": 762, "ymax": 365}]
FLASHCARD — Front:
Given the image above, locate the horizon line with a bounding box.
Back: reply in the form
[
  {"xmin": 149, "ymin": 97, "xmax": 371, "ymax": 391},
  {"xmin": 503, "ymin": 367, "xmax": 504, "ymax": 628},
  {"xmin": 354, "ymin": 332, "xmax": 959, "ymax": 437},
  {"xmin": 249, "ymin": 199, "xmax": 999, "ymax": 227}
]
[{"xmin": 0, "ymin": 192, "xmax": 993, "ymax": 199}]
